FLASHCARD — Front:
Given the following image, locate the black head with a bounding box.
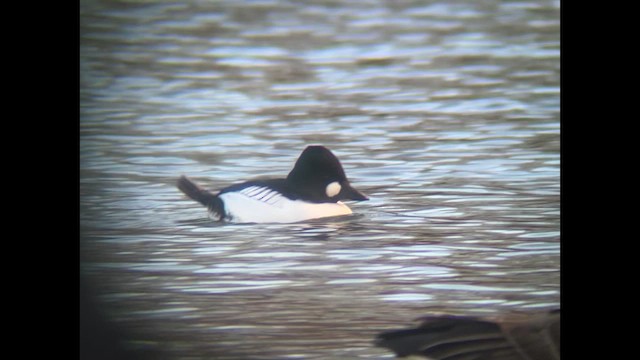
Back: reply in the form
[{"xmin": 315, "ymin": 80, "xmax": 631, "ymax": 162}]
[{"xmin": 286, "ymin": 145, "xmax": 368, "ymax": 203}]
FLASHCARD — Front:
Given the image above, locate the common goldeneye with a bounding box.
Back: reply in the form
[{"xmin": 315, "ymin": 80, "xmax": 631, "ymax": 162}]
[{"xmin": 177, "ymin": 145, "xmax": 368, "ymax": 223}]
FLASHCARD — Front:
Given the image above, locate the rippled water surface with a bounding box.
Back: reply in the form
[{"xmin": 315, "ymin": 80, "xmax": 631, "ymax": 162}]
[{"xmin": 80, "ymin": 0, "xmax": 559, "ymax": 359}]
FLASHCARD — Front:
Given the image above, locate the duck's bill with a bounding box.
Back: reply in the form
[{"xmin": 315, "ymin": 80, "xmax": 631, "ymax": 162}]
[{"xmin": 341, "ymin": 183, "xmax": 369, "ymax": 201}]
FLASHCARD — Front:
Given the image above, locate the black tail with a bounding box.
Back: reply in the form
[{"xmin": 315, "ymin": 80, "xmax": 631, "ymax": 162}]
[{"xmin": 177, "ymin": 176, "xmax": 225, "ymax": 219}]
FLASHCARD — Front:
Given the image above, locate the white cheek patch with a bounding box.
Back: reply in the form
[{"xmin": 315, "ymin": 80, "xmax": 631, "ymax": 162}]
[{"xmin": 325, "ymin": 181, "xmax": 342, "ymax": 198}]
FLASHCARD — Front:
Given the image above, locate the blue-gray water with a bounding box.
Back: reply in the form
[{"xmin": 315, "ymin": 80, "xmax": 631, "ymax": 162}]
[{"xmin": 80, "ymin": 0, "xmax": 559, "ymax": 358}]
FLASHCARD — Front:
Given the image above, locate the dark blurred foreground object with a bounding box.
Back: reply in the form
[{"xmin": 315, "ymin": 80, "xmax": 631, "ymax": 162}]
[
  {"xmin": 375, "ymin": 309, "xmax": 560, "ymax": 359},
  {"xmin": 80, "ymin": 280, "xmax": 140, "ymax": 360},
  {"xmin": 80, "ymin": 279, "xmax": 166, "ymax": 360}
]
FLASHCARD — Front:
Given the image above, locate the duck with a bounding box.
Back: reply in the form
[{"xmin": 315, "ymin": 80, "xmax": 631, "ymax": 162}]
[{"xmin": 177, "ymin": 145, "xmax": 368, "ymax": 223}]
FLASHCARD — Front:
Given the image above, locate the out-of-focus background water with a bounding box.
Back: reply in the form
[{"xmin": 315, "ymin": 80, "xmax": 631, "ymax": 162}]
[{"xmin": 80, "ymin": 0, "xmax": 559, "ymax": 358}]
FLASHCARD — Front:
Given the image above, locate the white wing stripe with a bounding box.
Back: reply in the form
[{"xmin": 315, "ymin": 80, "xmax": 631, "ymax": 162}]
[
  {"xmin": 242, "ymin": 186, "xmax": 265, "ymax": 196},
  {"xmin": 239, "ymin": 186, "xmax": 284, "ymax": 204},
  {"xmin": 261, "ymin": 191, "xmax": 279, "ymax": 201},
  {"xmin": 266, "ymin": 195, "xmax": 282, "ymax": 205},
  {"xmin": 255, "ymin": 190, "xmax": 271, "ymax": 199}
]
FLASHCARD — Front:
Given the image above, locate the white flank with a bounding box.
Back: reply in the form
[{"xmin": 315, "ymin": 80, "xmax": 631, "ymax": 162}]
[{"xmin": 219, "ymin": 187, "xmax": 352, "ymax": 223}]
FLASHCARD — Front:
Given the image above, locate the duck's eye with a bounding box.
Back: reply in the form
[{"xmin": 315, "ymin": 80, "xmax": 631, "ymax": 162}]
[{"xmin": 325, "ymin": 181, "xmax": 341, "ymax": 198}]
